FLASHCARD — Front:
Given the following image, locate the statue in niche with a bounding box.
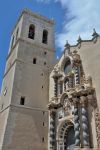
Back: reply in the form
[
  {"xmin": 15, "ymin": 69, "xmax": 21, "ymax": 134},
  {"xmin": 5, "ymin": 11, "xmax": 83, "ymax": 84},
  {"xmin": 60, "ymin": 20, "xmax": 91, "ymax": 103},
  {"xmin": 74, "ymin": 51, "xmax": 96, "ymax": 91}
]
[
  {"xmin": 58, "ymin": 108, "xmax": 64, "ymax": 119},
  {"xmin": 64, "ymin": 79, "xmax": 69, "ymax": 91},
  {"xmin": 83, "ymin": 75, "xmax": 92, "ymax": 89},
  {"xmin": 63, "ymin": 96, "xmax": 71, "ymax": 115}
]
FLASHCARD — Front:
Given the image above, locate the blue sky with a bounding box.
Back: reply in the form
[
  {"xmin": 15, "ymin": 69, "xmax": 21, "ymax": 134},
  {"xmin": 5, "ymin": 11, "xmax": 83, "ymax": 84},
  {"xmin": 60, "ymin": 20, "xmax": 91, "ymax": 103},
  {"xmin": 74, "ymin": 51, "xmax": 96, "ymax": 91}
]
[{"xmin": 0, "ymin": 0, "xmax": 100, "ymax": 90}]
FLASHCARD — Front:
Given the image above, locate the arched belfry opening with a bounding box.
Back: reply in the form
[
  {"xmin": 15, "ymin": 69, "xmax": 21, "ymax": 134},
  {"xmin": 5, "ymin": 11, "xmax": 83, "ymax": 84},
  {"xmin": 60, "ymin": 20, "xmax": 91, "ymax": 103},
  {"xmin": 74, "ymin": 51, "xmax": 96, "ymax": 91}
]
[
  {"xmin": 28, "ymin": 24, "xmax": 35, "ymax": 39},
  {"xmin": 58, "ymin": 121, "xmax": 75, "ymax": 150},
  {"xmin": 42, "ymin": 29, "xmax": 48, "ymax": 44}
]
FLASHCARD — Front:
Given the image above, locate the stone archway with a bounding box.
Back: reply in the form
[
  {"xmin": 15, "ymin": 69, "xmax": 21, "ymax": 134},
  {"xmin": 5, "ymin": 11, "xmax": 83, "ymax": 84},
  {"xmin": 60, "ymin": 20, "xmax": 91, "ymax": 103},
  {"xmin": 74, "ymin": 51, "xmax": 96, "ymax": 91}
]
[{"xmin": 57, "ymin": 121, "xmax": 75, "ymax": 150}]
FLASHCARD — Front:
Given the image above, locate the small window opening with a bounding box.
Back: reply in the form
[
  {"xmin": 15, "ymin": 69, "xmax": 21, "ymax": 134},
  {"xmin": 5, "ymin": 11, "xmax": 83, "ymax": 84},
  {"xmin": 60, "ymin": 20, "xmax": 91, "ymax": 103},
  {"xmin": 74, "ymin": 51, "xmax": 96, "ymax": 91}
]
[
  {"xmin": 41, "ymin": 73, "xmax": 43, "ymax": 76},
  {"xmin": 11, "ymin": 36, "xmax": 15, "ymax": 48},
  {"xmin": 44, "ymin": 62, "xmax": 46, "ymax": 65},
  {"xmin": 16, "ymin": 28, "xmax": 19, "ymax": 41},
  {"xmin": 33, "ymin": 58, "xmax": 36, "ymax": 64},
  {"xmin": 43, "ymin": 122, "xmax": 45, "ymax": 126},
  {"xmin": 44, "ymin": 51, "xmax": 47, "ymax": 55},
  {"xmin": 43, "ymin": 111, "xmax": 45, "ymax": 115},
  {"xmin": 20, "ymin": 97, "xmax": 25, "ymax": 105},
  {"xmin": 42, "ymin": 86, "xmax": 43, "ymax": 89},
  {"xmin": 1, "ymin": 103, "xmax": 4, "ymax": 110},
  {"xmin": 42, "ymin": 137, "xmax": 45, "ymax": 142},
  {"xmin": 28, "ymin": 24, "xmax": 35, "ymax": 39},
  {"xmin": 42, "ymin": 30, "xmax": 48, "ymax": 44}
]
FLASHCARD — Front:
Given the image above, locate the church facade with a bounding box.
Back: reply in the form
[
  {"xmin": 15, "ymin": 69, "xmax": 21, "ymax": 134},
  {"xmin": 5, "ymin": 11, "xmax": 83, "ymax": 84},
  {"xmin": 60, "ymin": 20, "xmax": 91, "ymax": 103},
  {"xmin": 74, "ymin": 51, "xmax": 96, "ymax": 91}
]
[{"xmin": 0, "ymin": 9, "xmax": 100, "ymax": 150}]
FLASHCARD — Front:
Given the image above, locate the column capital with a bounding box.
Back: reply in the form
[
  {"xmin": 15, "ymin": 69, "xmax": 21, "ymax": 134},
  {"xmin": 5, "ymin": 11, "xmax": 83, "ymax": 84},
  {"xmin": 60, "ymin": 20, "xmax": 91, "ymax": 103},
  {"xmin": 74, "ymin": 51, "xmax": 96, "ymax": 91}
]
[
  {"xmin": 50, "ymin": 109, "xmax": 56, "ymax": 116},
  {"xmin": 80, "ymin": 96, "xmax": 88, "ymax": 107},
  {"xmin": 73, "ymin": 97, "xmax": 80, "ymax": 107}
]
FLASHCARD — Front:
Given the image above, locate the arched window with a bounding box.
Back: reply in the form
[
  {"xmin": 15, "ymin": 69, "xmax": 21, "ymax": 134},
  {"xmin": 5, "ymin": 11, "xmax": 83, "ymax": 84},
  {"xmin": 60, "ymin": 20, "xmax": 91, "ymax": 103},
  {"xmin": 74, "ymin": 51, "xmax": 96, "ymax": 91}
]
[
  {"xmin": 64, "ymin": 59, "xmax": 71, "ymax": 74},
  {"xmin": 42, "ymin": 30, "xmax": 48, "ymax": 44},
  {"xmin": 11, "ymin": 35, "xmax": 15, "ymax": 48},
  {"xmin": 28, "ymin": 24, "xmax": 35, "ymax": 39},
  {"xmin": 16, "ymin": 28, "xmax": 19, "ymax": 41}
]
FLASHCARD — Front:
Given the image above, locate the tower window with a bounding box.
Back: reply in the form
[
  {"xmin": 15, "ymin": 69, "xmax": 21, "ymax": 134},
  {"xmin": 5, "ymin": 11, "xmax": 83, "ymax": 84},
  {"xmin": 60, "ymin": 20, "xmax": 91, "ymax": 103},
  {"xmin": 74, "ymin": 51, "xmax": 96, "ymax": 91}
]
[
  {"xmin": 43, "ymin": 111, "xmax": 45, "ymax": 115},
  {"xmin": 42, "ymin": 30, "xmax": 48, "ymax": 44},
  {"xmin": 28, "ymin": 24, "xmax": 35, "ymax": 40},
  {"xmin": 44, "ymin": 51, "xmax": 47, "ymax": 55},
  {"xmin": 16, "ymin": 28, "xmax": 19, "ymax": 41},
  {"xmin": 41, "ymin": 73, "xmax": 43, "ymax": 76},
  {"xmin": 33, "ymin": 58, "xmax": 36, "ymax": 64},
  {"xmin": 11, "ymin": 35, "xmax": 15, "ymax": 48},
  {"xmin": 44, "ymin": 62, "xmax": 46, "ymax": 65},
  {"xmin": 43, "ymin": 122, "xmax": 45, "ymax": 126},
  {"xmin": 42, "ymin": 137, "xmax": 45, "ymax": 142},
  {"xmin": 1, "ymin": 103, "xmax": 4, "ymax": 110},
  {"xmin": 20, "ymin": 97, "xmax": 25, "ymax": 105}
]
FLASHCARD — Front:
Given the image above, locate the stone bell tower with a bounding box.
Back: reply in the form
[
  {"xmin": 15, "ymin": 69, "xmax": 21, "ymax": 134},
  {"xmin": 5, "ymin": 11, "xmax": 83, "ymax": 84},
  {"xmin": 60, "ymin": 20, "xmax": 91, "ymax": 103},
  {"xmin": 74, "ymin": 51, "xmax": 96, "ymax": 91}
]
[{"xmin": 0, "ymin": 9, "xmax": 55, "ymax": 150}]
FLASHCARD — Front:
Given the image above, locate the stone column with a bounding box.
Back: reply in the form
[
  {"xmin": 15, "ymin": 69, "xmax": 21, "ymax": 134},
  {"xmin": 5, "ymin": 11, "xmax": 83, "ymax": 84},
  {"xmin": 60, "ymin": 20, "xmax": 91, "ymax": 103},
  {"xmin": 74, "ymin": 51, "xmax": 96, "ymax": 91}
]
[
  {"xmin": 73, "ymin": 98, "xmax": 80, "ymax": 149},
  {"xmin": 74, "ymin": 65, "xmax": 80, "ymax": 85},
  {"xmin": 49, "ymin": 110, "xmax": 56, "ymax": 150},
  {"xmin": 80, "ymin": 96, "xmax": 90, "ymax": 149}
]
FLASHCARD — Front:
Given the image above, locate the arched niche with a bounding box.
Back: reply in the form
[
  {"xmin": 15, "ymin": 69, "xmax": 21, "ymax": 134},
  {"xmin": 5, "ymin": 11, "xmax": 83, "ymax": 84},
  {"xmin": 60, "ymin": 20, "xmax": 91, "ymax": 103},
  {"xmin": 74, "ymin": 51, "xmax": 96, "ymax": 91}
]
[{"xmin": 60, "ymin": 57, "xmax": 73, "ymax": 75}]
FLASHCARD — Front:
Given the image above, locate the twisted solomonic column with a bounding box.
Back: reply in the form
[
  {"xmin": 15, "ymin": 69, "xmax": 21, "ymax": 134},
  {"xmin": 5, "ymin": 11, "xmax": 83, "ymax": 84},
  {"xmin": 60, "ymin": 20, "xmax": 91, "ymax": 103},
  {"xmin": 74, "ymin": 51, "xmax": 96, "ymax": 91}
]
[
  {"xmin": 80, "ymin": 96, "xmax": 90, "ymax": 148},
  {"xmin": 49, "ymin": 110, "xmax": 56, "ymax": 150},
  {"xmin": 73, "ymin": 98, "xmax": 81, "ymax": 148}
]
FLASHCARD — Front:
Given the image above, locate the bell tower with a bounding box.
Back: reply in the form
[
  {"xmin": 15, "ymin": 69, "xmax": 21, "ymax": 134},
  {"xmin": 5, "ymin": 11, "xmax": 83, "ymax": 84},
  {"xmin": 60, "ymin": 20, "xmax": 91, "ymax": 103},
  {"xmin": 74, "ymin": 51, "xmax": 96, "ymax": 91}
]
[{"xmin": 0, "ymin": 9, "xmax": 55, "ymax": 150}]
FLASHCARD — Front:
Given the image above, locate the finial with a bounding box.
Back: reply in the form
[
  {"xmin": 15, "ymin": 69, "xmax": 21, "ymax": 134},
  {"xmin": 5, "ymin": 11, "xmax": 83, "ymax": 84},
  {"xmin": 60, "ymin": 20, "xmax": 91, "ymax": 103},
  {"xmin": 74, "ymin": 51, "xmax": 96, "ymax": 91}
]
[
  {"xmin": 77, "ymin": 35, "xmax": 82, "ymax": 43},
  {"xmin": 92, "ymin": 28, "xmax": 99, "ymax": 38},
  {"xmin": 64, "ymin": 40, "xmax": 70, "ymax": 48}
]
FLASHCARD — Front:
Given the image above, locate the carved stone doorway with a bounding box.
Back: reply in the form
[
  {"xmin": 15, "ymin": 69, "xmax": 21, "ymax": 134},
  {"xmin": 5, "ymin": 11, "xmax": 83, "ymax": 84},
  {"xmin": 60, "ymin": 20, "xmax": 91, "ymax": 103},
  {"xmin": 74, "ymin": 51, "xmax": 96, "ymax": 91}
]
[
  {"xmin": 58, "ymin": 121, "xmax": 75, "ymax": 150},
  {"xmin": 64, "ymin": 126, "xmax": 75, "ymax": 150}
]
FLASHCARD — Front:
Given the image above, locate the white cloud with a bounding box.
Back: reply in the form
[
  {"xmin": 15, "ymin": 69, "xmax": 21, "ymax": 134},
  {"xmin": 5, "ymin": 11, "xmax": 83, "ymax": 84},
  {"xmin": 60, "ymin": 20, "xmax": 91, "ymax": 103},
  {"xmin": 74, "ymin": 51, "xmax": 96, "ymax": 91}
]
[
  {"xmin": 37, "ymin": 0, "xmax": 100, "ymax": 50},
  {"xmin": 55, "ymin": 0, "xmax": 100, "ymax": 49}
]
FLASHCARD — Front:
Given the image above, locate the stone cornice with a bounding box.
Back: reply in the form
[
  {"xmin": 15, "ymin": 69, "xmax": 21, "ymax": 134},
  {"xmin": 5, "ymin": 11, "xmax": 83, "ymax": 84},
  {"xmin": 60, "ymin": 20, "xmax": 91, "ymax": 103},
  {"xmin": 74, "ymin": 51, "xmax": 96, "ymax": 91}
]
[{"xmin": 7, "ymin": 37, "xmax": 55, "ymax": 61}]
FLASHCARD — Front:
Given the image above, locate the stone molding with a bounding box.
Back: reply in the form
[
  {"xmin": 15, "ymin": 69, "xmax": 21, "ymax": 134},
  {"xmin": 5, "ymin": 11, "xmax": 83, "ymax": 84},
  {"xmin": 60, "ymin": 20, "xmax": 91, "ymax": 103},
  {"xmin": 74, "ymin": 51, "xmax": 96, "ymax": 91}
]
[{"xmin": 95, "ymin": 108, "xmax": 100, "ymax": 148}]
